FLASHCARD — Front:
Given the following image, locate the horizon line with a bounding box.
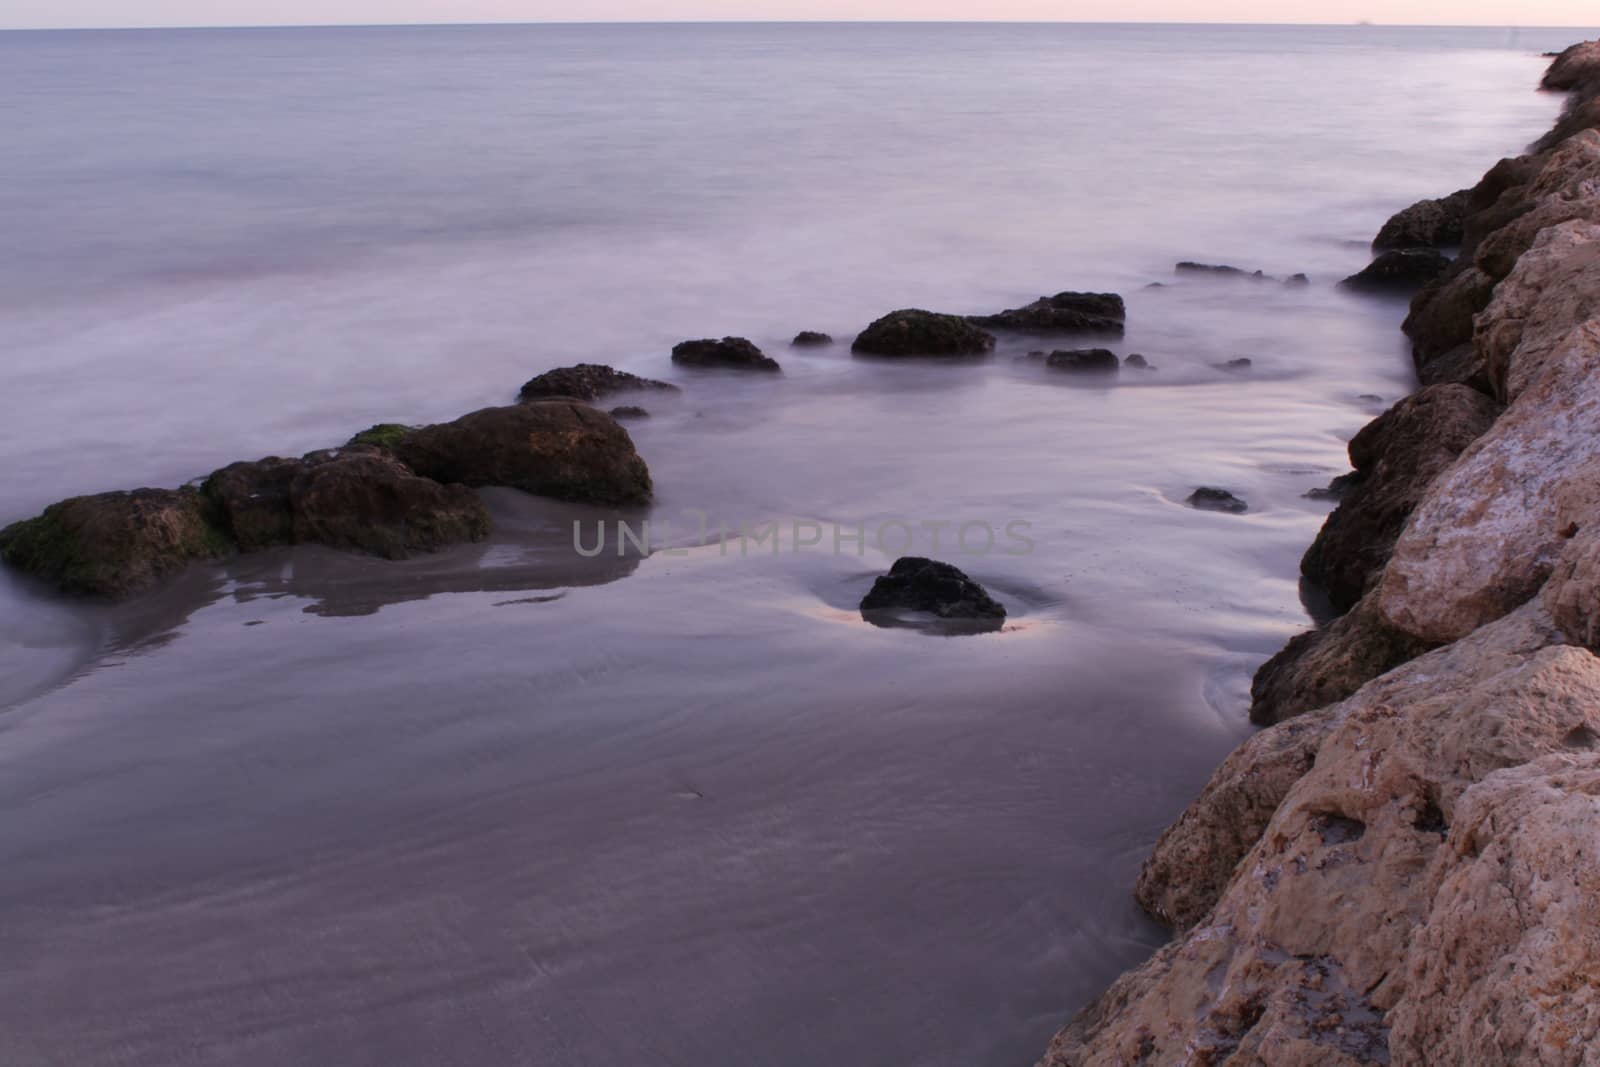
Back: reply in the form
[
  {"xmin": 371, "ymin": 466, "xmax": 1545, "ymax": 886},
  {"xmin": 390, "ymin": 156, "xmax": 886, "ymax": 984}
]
[{"xmin": 2, "ymin": 18, "xmax": 1597, "ymax": 33}]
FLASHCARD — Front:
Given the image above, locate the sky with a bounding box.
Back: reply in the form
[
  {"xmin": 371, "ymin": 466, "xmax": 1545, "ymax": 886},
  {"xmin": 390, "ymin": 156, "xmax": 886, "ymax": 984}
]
[{"xmin": 1, "ymin": 0, "xmax": 1597, "ymax": 30}]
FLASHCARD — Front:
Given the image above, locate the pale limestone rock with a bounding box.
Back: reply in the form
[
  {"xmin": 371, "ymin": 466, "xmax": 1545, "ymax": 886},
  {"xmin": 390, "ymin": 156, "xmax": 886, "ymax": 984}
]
[
  {"xmin": 1477, "ymin": 219, "xmax": 1600, "ymax": 400},
  {"xmin": 1378, "ymin": 320, "xmax": 1600, "ymax": 644},
  {"xmin": 1039, "ymin": 610, "xmax": 1600, "ymax": 1067}
]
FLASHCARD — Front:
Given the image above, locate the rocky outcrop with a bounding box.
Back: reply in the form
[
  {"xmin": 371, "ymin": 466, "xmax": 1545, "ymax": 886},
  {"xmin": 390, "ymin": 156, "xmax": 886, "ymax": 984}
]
[
  {"xmin": 859, "ymin": 557, "xmax": 1005, "ymax": 622},
  {"xmin": 518, "ymin": 363, "xmax": 680, "ymax": 402},
  {"xmin": 1372, "ymin": 189, "xmax": 1469, "ymax": 251},
  {"xmin": 0, "ymin": 488, "xmax": 229, "ymax": 599},
  {"xmin": 1301, "ymin": 384, "xmax": 1501, "ymax": 614},
  {"xmin": 1340, "ymin": 248, "xmax": 1451, "ymax": 294},
  {"xmin": 852, "ymin": 309, "xmax": 996, "ymax": 357},
  {"xmin": 1045, "ymin": 348, "xmax": 1119, "ymax": 373},
  {"xmin": 1041, "ymin": 43, "xmax": 1600, "ymax": 1067},
  {"xmin": 791, "ymin": 330, "xmax": 833, "ymax": 347},
  {"xmin": 1542, "ymin": 40, "xmax": 1600, "ymax": 91},
  {"xmin": 967, "ymin": 292, "xmax": 1125, "ymax": 335},
  {"xmin": 396, "ymin": 402, "xmax": 652, "ymax": 506},
  {"xmin": 670, "ymin": 337, "xmax": 781, "ymax": 372}
]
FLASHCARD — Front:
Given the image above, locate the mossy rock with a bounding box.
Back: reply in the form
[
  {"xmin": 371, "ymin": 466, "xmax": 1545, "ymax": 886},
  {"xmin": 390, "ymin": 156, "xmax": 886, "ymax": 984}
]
[
  {"xmin": 0, "ymin": 487, "xmax": 232, "ymax": 598},
  {"xmin": 346, "ymin": 423, "xmax": 417, "ymax": 451}
]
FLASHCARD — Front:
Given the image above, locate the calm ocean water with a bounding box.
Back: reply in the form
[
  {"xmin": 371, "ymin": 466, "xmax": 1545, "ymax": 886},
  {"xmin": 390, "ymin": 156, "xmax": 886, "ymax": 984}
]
[{"xmin": 0, "ymin": 21, "xmax": 1588, "ymax": 1067}]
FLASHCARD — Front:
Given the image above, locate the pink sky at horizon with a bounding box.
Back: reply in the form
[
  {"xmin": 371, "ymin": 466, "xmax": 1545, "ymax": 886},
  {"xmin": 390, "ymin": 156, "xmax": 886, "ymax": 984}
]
[{"xmin": 2, "ymin": 0, "xmax": 1598, "ymax": 30}]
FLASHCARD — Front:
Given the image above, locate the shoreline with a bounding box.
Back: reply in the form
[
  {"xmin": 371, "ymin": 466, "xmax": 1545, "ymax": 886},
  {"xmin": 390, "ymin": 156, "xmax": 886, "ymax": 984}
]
[{"xmin": 1038, "ymin": 39, "xmax": 1600, "ymax": 1067}]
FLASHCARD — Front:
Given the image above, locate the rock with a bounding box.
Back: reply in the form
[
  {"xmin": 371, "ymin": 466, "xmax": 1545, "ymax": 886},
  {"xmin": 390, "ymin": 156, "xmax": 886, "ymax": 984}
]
[
  {"xmin": 967, "ymin": 291, "xmax": 1125, "ymax": 335},
  {"xmin": 1378, "ymin": 320, "xmax": 1600, "ymax": 644},
  {"xmin": 1303, "ymin": 471, "xmax": 1363, "ymax": 501},
  {"xmin": 1472, "ymin": 131, "xmax": 1600, "ymax": 283},
  {"xmin": 1187, "ymin": 487, "xmax": 1248, "ymax": 514},
  {"xmin": 608, "ymin": 405, "xmax": 650, "ymax": 419},
  {"xmin": 1340, "ymin": 248, "xmax": 1452, "ymax": 294},
  {"xmin": 1416, "ymin": 341, "xmax": 1493, "ymax": 392},
  {"xmin": 1123, "ymin": 353, "xmax": 1154, "ymax": 370},
  {"xmin": 0, "ymin": 488, "xmax": 230, "ymax": 599},
  {"xmin": 1041, "ymin": 604, "xmax": 1594, "ymax": 1067},
  {"xmin": 1285, "ymin": 273, "xmax": 1310, "ymax": 286},
  {"xmin": 791, "ymin": 330, "xmax": 833, "ymax": 347},
  {"xmin": 1216, "ymin": 357, "xmax": 1253, "ymax": 373},
  {"xmin": 1136, "ymin": 706, "xmax": 1341, "ymax": 931},
  {"xmin": 1249, "ymin": 592, "xmax": 1434, "ymax": 726},
  {"xmin": 859, "ymin": 557, "xmax": 1005, "ymax": 622},
  {"xmin": 205, "ymin": 449, "xmax": 490, "ymax": 560},
  {"xmin": 1044, "ymin": 348, "xmax": 1119, "ymax": 373},
  {"xmin": 346, "ymin": 423, "xmax": 417, "ymax": 451},
  {"xmin": 396, "ymin": 402, "xmax": 652, "ymax": 506},
  {"xmin": 1542, "ymin": 522, "xmax": 1600, "ymax": 651},
  {"xmin": 1533, "ymin": 92, "xmax": 1600, "ymax": 155},
  {"xmin": 286, "ymin": 452, "xmax": 488, "ymax": 560},
  {"xmin": 1301, "ymin": 384, "xmax": 1501, "ymax": 614},
  {"xmin": 518, "ymin": 363, "xmax": 679, "ymax": 402},
  {"xmin": 851, "ymin": 309, "xmax": 996, "ymax": 358},
  {"xmin": 1477, "ymin": 218, "xmax": 1600, "ymax": 402},
  {"xmin": 669, "ymin": 337, "xmax": 781, "ymax": 372},
  {"xmin": 1403, "ymin": 266, "xmax": 1496, "ymax": 374},
  {"xmin": 1176, "ymin": 261, "xmax": 1268, "ymax": 279},
  {"xmin": 1541, "ymin": 39, "xmax": 1600, "ymax": 90},
  {"xmin": 1372, "ymin": 189, "xmax": 1470, "ymax": 251}
]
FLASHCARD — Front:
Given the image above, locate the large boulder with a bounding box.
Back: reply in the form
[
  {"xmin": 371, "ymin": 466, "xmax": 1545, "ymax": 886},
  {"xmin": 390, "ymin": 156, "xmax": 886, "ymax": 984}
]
[
  {"xmin": 396, "ymin": 402, "xmax": 652, "ymax": 506},
  {"xmin": 1476, "ymin": 218, "xmax": 1600, "ymax": 401},
  {"xmin": 1301, "ymin": 384, "xmax": 1501, "ymax": 614},
  {"xmin": 859, "ymin": 557, "xmax": 1005, "ymax": 622},
  {"xmin": 669, "ymin": 337, "xmax": 780, "ymax": 372},
  {"xmin": 1471, "ymin": 131, "xmax": 1600, "ymax": 283},
  {"xmin": 518, "ymin": 363, "xmax": 679, "ymax": 402},
  {"xmin": 205, "ymin": 449, "xmax": 490, "ymax": 560},
  {"xmin": 0, "ymin": 488, "xmax": 230, "ymax": 599},
  {"xmin": 967, "ymin": 291, "xmax": 1125, "ymax": 335},
  {"xmin": 1541, "ymin": 39, "xmax": 1600, "ymax": 91},
  {"xmin": 1403, "ymin": 266, "xmax": 1496, "ymax": 376},
  {"xmin": 1372, "ymin": 189, "xmax": 1469, "ymax": 251},
  {"xmin": 851, "ymin": 309, "xmax": 996, "ymax": 357},
  {"xmin": 1340, "ymin": 248, "xmax": 1451, "ymax": 294},
  {"xmin": 1378, "ymin": 320, "xmax": 1600, "ymax": 644},
  {"xmin": 1249, "ymin": 593, "xmax": 1434, "ymax": 726},
  {"xmin": 1041, "ymin": 605, "xmax": 1598, "ymax": 1067}
]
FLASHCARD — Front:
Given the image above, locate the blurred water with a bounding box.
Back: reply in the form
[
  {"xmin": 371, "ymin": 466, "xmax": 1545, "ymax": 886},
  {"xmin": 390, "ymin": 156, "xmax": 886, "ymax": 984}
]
[{"xmin": 0, "ymin": 21, "xmax": 1583, "ymax": 1067}]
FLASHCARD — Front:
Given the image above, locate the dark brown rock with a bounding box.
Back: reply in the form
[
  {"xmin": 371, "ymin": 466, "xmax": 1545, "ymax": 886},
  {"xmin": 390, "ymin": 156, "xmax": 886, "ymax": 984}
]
[
  {"xmin": 1372, "ymin": 190, "xmax": 1470, "ymax": 251},
  {"xmin": 287, "ymin": 452, "xmax": 488, "ymax": 559},
  {"xmin": 608, "ymin": 405, "xmax": 650, "ymax": 419},
  {"xmin": 518, "ymin": 363, "xmax": 679, "ymax": 403},
  {"xmin": 860, "ymin": 556, "xmax": 1005, "ymax": 624},
  {"xmin": 1249, "ymin": 593, "xmax": 1434, "ymax": 726},
  {"xmin": 670, "ymin": 337, "xmax": 780, "ymax": 372},
  {"xmin": 396, "ymin": 402, "xmax": 652, "ymax": 506},
  {"xmin": 1187, "ymin": 488, "xmax": 1248, "ymax": 514},
  {"xmin": 1340, "ymin": 248, "xmax": 1452, "ymax": 294},
  {"xmin": 967, "ymin": 291, "xmax": 1125, "ymax": 335},
  {"xmin": 1542, "ymin": 40, "xmax": 1600, "ymax": 91},
  {"xmin": 851, "ymin": 309, "xmax": 996, "ymax": 357},
  {"xmin": 791, "ymin": 331, "xmax": 833, "ymax": 347},
  {"xmin": 1403, "ymin": 266, "xmax": 1496, "ymax": 372},
  {"xmin": 1301, "ymin": 384, "xmax": 1502, "ymax": 614},
  {"xmin": 1044, "ymin": 348, "xmax": 1119, "ymax": 373},
  {"xmin": 0, "ymin": 488, "xmax": 230, "ymax": 599}
]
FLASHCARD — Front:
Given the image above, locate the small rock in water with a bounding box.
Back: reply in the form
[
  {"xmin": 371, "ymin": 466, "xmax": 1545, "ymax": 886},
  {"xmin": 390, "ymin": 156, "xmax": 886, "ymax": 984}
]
[
  {"xmin": 860, "ymin": 557, "xmax": 1006, "ymax": 632},
  {"xmin": 671, "ymin": 337, "xmax": 782, "ymax": 372},
  {"xmin": 1304, "ymin": 471, "xmax": 1364, "ymax": 502},
  {"xmin": 519, "ymin": 363, "xmax": 680, "ymax": 402},
  {"xmin": 791, "ymin": 330, "xmax": 833, "ymax": 347},
  {"xmin": 1187, "ymin": 487, "xmax": 1249, "ymax": 514},
  {"xmin": 1216, "ymin": 358, "xmax": 1254, "ymax": 373},
  {"xmin": 1285, "ymin": 273, "xmax": 1311, "ymax": 286},
  {"xmin": 1340, "ymin": 248, "xmax": 1452, "ymax": 294},
  {"xmin": 852, "ymin": 308, "xmax": 996, "ymax": 357},
  {"xmin": 609, "ymin": 405, "xmax": 650, "ymax": 419},
  {"xmin": 1045, "ymin": 348, "xmax": 1120, "ymax": 373},
  {"xmin": 966, "ymin": 291, "xmax": 1126, "ymax": 336},
  {"xmin": 1124, "ymin": 353, "xmax": 1155, "ymax": 370}
]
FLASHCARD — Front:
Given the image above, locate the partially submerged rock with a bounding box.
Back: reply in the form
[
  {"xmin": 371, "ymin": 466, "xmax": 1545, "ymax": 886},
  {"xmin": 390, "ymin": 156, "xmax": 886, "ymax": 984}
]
[
  {"xmin": 1372, "ymin": 189, "xmax": 1469, "ymax": 251},
  {"xmin": 1340, "ymin": 248, "xmax": 1452, "ymax": 294},
  {"xmin": 851, "ymin": 309, "xmax": 996, "ymax": 357},
  {"xmin": 1176, "ymin": 261, "xmax": 1270, "ymax": 279},
  {"xmin": 608, "ymin": 405, "xmax": 650, "ymax": 419},
  {"xmin": 670, "ymin": 337, "xmax": 781, "ymax": 372},
  {"xmin": 0, "ymin": 488, "xmax": 229, "ymax": 599},
  {"xmin": 1123, "ymin": 353, "xmax": 1154, "ymax": 370},
  {"xmin": 859, "ymin": 557, "xmax": 1005, "ymax": 627},
  {"xmin": 791, "ymin": 330, "xmax": 833, "ymax": 347},
  {"xmin": 1301, "ymin": 384, "xmax": 1501, "ymax": 614},
  {"xmin": 1044, "ymin": 348, "xmax": 1119, "ymax": 373},
  {"xmin": 1187, "ymin": 487, "xmax": 1247, "ymax": 514},
  {"xmin": 518, "ymin": 363, "xmax": 680, "ymax": 402},
  {"xmin": 967, "ymin": 291, "xmax": 1125, "ymax": 336},
  {"xmin": 1216, "ymin": 357, "xmax": 1253, "ymax": 373},
  {"xmin": 396, "ymin": 402, "xmax": 652, "ymax": 506}
]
